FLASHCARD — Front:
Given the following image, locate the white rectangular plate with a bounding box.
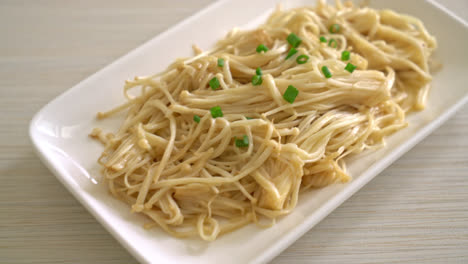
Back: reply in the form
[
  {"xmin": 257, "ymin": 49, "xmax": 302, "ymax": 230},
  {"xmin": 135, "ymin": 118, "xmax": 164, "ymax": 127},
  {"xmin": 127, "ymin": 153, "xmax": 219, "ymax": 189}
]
[{"xmin": 29, "ymin": 0, "xmax": 468, "ymax": 263}]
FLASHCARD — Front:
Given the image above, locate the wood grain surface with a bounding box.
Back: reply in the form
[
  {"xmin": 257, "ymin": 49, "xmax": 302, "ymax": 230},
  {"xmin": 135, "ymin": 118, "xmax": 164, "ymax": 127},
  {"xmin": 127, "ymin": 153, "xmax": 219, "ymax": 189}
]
[{"xmin": 1, "ymin": 0, "xmax": 467, "ymax": 263}]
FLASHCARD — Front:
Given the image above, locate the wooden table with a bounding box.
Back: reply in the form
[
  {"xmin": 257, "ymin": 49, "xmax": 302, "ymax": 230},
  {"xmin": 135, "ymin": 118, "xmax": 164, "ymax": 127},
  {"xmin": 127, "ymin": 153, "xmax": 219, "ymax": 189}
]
[{"xmin": 1, "ymin": 0, "xmax": 467, "ymax": 263}]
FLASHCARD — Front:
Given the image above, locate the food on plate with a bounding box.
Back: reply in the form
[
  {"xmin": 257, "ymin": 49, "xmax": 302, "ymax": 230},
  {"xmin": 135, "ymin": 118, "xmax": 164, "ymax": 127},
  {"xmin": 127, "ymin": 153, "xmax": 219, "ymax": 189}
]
[{"xmin": 90, "ymin": 0, "xmax": 437, "ymax": 241}]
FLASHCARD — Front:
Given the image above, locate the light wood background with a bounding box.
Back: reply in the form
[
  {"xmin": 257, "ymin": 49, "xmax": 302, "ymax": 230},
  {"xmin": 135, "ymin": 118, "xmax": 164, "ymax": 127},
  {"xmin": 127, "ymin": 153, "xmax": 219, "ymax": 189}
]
[{"xmin": 1, "ymin": 0, "xmax": 467, "ymax": 263}]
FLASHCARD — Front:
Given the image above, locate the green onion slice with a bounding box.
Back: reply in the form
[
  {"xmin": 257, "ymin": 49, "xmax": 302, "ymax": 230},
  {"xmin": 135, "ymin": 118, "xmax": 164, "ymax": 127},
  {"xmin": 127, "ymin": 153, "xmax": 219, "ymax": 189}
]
[
  {"xmin": 252, "ymin": 75, "xmax": 262, "ymax": 86},
  {"xmin": 209, "ymin": 77, "xmax": 220, "ymax": 90},
  {"xmin": 235, "ymin": 135, "xmax": 249, "ymax": 148},
  {"xmin": 193, "ymin": 115, "xmax": 201, "ymax": 123},
  {"xmin": 319, "ymin": 36, "xmax": 327, "ymax": 43},
  {"xmin": 286, "ymin": 48, "xmax": 298, "ymax": 59},
  {"xmin": 210, "ymin": 106, "xmax": 223, "ymax": 118},
  {"xmin": 287, "ymin": 33, "xmax": 302, "ymax": 48},
  {"xmin": 321, "ymin": 66, "xmax": 332, "ymax": 78},
  {"xmin": 341, "ymin": 50, "xmax": 350, "ymax": 61},
  {"xmin": 256, "ymin": 44, "xmax": 268, "ymax": 53},
  {"xmin": 328, "ymin": 38, "xmax": 338, "ymax": 48},
  {"xmin": 296, "ymin": 54, "xmax": 309, "ymax": 64},
  {"xmin": 256, "ymin": 67, "xmax": 262, "ymax": 76},
  {"xmin": 217, "ymin": 58, "xmax": 224, "ymax": 67},
  {"xmin": 283, "ymin": 85, "xmax": 299, "ymax": 104},
  {"xmin": 345, "ymin": 63, "xmax": 357, "ymax": 73},
  {"xmin": 329, "ymin": 24, "xmax": 340, "ymax": 33}
]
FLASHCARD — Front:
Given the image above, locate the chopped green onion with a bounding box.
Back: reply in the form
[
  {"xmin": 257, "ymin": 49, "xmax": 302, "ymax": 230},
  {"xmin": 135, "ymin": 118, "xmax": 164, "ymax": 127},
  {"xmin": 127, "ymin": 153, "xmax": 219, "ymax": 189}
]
[
  {"xmin": 283, "ymin": 85, "xmax": 299, "ymax": 104},
  {"xmin": 210, "ymin": 106, "xmax": 223, "ymax": 118},
  {"xmin": 256, "ymin": 44, "xmax": 269, "ymax": 53},
  {"xmin": 287, "ymin": 33, "xmax": 302, "ymax": 48},
  {"xmin": 193, "ymin": 115, "xmax": 201, "ymax": 123},
  {"xmin": 252, "ymin": 75, "xmax": 262, "ymax": 86},
  {"xmin": 217, "ymin": 58, "xmax": 225, "ymax": 67},
  {"xmin": 319, "ymin": 36, "xmax": 327, "ymax": 43},
  {"xmin": 286, "ymin": 48, "xmax": 298, "ymax": 59},
  {"xmin": 329, "ymin": 24, "xmax": 340, "ymax": 33},
  {"xmin": 296, "ymin": 54, "xmax": 309, "ymax": 64},
  {"xmin": 321, "ymin": 66, "xmax": 332, "ymax": 78},
  {"xmin": 341, "ymin": 50, "xmax": 350, "ymax": 61},
  {"xmin": 235, "ymin": 135, "xmax": 249, "ymax": 148},
  {"xmin": 209, "ymin": 77, "xmax": 220, "ymax": 90},
  {"xmin": 246, "ymin": 117, "xmax": 254, "ymax": 120},
  {"xmin": 256, "ymin": 67, "xmax": 262, "ymax": 76},
  {"xmin": 345, "ymin": 63, "xmax": 357, "ymax": 73},
  {"xmin": 328, "ymin": 39, "xmax": 337, "ymax": 48}
]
